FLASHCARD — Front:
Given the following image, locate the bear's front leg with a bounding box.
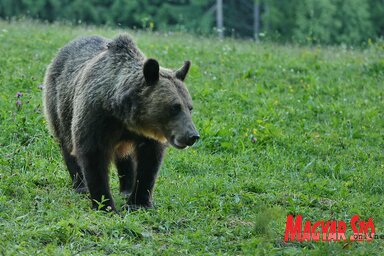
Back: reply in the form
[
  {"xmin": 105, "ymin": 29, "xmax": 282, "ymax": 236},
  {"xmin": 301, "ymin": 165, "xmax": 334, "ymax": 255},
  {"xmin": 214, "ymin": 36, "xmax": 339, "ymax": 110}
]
[
  {"xmin": 78, "ymin": 150, "xmax": 115, "ymax": 211},
  {"xmin": 128, "ymin": 139, "xmax": 165, "ymax": 209}
]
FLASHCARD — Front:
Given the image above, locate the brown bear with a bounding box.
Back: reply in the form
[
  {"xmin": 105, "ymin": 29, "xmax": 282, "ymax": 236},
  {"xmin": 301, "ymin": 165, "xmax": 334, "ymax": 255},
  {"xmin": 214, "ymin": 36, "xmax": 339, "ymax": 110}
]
[{"xmin": 43, "ymin": 34, "xmax": 199, "ymax": 211}]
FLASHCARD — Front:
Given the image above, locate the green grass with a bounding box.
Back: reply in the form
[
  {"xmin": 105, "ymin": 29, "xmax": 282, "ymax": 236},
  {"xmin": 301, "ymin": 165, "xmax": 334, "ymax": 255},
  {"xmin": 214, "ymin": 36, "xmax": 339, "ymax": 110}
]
[{"xmin": 0, "ymin": 20, "xmax": 383, "ymax": 255}]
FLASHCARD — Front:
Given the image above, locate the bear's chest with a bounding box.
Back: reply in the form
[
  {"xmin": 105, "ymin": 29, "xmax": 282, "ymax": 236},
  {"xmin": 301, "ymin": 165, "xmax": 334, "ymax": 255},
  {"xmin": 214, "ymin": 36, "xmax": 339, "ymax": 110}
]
[{"xmin": 114, "ymin": 141, "xmax": 135, "ymax": 158}]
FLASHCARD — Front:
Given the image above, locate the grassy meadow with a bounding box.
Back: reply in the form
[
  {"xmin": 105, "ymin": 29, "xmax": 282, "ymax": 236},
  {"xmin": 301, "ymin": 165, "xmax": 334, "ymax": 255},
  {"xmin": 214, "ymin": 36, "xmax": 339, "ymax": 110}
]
[{"xmin": 0, "ymin": 21, "xmax": 383, "ymax": 255}]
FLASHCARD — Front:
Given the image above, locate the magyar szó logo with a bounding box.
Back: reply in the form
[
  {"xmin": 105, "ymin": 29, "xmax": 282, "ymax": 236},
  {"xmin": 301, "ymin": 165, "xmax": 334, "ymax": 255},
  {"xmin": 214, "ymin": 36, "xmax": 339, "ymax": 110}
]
[{"xmin": 284, "ymin": 214, "xmax": 381, "ymax": 242}]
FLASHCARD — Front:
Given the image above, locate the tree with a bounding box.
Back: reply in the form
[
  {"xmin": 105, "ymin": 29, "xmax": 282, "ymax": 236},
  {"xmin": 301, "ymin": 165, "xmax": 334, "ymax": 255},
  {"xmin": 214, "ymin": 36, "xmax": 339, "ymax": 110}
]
[
  {"xmin": 0, "ymin": 0, "xmax": 381, "ymax": 45},
  {"xmin": 333, "ymin": 0, "xmax": 374, "ymax": 44},
  {"xmin": 0, "ymin": 0, "xmax": 25, "ymax": 18},
  {"xmin": 261, "ymin": 0, "xmax": 300, "ymax": 42},
  {"xmin": 369, "ymin": 0, "xmax": 384, "ymax": 37},
  {"xmin": 294, "ymin": 0, "xmax": 337, "ymax": 44}
]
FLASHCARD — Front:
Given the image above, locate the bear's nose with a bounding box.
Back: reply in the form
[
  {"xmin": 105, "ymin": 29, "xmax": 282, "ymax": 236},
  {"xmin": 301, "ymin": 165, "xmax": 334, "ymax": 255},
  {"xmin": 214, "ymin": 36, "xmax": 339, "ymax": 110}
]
[{"xmin": 186, "ymin": 134, "xmax": 200, "ymax": 146}]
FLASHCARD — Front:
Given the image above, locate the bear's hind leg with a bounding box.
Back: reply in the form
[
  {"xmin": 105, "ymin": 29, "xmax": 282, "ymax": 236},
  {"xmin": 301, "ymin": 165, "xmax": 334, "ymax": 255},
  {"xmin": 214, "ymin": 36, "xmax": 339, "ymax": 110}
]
[
  {"xmin": 61, "ymin": 144, "xmax": 87, "ymax": 193},
  {"xmin": 128, "ymin": 140, "xmax": 165, "ymax": 209},
  {"xmin": 115, "ymin": 155, "xmax": 137, "ymax": 197}
]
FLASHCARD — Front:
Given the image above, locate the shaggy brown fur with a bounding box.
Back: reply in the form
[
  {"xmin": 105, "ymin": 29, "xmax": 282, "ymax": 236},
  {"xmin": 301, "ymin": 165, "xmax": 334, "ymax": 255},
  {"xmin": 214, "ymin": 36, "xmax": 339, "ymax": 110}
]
[{"xmin": 43, "ymin": 34, "xmax": 199, "ymax": 211}]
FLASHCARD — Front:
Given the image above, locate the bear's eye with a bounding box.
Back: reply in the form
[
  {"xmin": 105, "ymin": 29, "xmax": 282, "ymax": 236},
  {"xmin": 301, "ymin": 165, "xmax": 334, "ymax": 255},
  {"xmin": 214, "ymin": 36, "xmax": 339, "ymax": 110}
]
[
  {"xmin": 189, "ymin": 106, "xmax": 193, "ymax": 113},
  {"xmin": 170, "ymin": 104, "xmax": 182, "ymax": 116}
]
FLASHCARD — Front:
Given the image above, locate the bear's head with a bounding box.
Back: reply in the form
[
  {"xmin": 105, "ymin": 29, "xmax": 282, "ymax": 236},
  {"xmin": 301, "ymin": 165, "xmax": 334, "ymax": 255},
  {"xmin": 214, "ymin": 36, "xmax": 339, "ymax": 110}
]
[{"xmin": 134, "ymin": 58, "xmax": 199, "ymax": 149}]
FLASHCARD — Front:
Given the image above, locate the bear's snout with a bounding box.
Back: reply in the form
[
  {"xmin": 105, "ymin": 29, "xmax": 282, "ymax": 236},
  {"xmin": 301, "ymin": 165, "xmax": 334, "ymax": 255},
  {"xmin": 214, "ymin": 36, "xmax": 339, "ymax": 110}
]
[
  {"xmin": 170, "ymin": 129, "xmax": 199, "ymax": 149},
  {"xmin": 186, "ymin": 133, "xmax": 200, "ymax": 146}
]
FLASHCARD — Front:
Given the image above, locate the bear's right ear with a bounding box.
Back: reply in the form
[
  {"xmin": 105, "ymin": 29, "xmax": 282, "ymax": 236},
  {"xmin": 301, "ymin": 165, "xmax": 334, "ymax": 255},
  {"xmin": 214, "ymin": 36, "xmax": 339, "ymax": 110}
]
[{"xmin": 143, "ymin": 58, "xmax": 159, "ymax": 85}]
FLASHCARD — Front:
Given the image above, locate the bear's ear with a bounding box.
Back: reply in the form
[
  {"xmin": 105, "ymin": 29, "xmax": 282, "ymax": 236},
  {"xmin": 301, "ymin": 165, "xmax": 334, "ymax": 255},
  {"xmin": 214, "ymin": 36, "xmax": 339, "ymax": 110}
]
[
  {"xmin": 143, "ymin": 58, "xmax": 159, "ymax": 85},
  {"xmin": 175, "ymin": 60, "xmax": 191, "ymax": 81}
]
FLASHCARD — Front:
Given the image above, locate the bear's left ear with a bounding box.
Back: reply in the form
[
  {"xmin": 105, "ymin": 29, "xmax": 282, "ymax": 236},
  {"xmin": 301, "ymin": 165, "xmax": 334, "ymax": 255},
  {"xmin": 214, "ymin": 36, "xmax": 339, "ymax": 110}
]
[
  {"xmin": 143, "ymin": 58, "xmax": 159, "ymax": 85},
  {"xmin": 175, "ymin": 60, "xmax": 191, "ymax": 81}
]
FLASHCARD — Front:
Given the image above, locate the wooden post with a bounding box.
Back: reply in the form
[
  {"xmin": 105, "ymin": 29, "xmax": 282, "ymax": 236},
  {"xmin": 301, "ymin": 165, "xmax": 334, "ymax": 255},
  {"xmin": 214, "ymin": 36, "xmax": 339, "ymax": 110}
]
[
  {"xmin": 254, "ymin": 1, "xmax": 260, "ymax": 41},
  {"xmin": 216, "ymin": 0, "xmax": 223, "ymax": 39}
]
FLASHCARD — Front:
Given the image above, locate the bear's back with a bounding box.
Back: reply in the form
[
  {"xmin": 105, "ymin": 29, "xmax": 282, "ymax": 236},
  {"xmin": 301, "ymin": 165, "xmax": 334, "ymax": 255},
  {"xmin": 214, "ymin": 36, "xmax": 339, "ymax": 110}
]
[
  {"xmin": 43, "ymin": 36, "xmax": 108, "ymax": 144},
  {"xmin": 49, "ymin": 36, "xmax": 108, "ymax": 82}
]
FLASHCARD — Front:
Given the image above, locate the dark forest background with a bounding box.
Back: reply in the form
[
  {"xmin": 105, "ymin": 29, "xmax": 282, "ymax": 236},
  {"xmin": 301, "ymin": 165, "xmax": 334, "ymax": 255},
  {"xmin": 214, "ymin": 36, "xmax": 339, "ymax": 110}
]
[{"xmin": 1, "ymin": 0, "xmax": 383, "ymax": 45}]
